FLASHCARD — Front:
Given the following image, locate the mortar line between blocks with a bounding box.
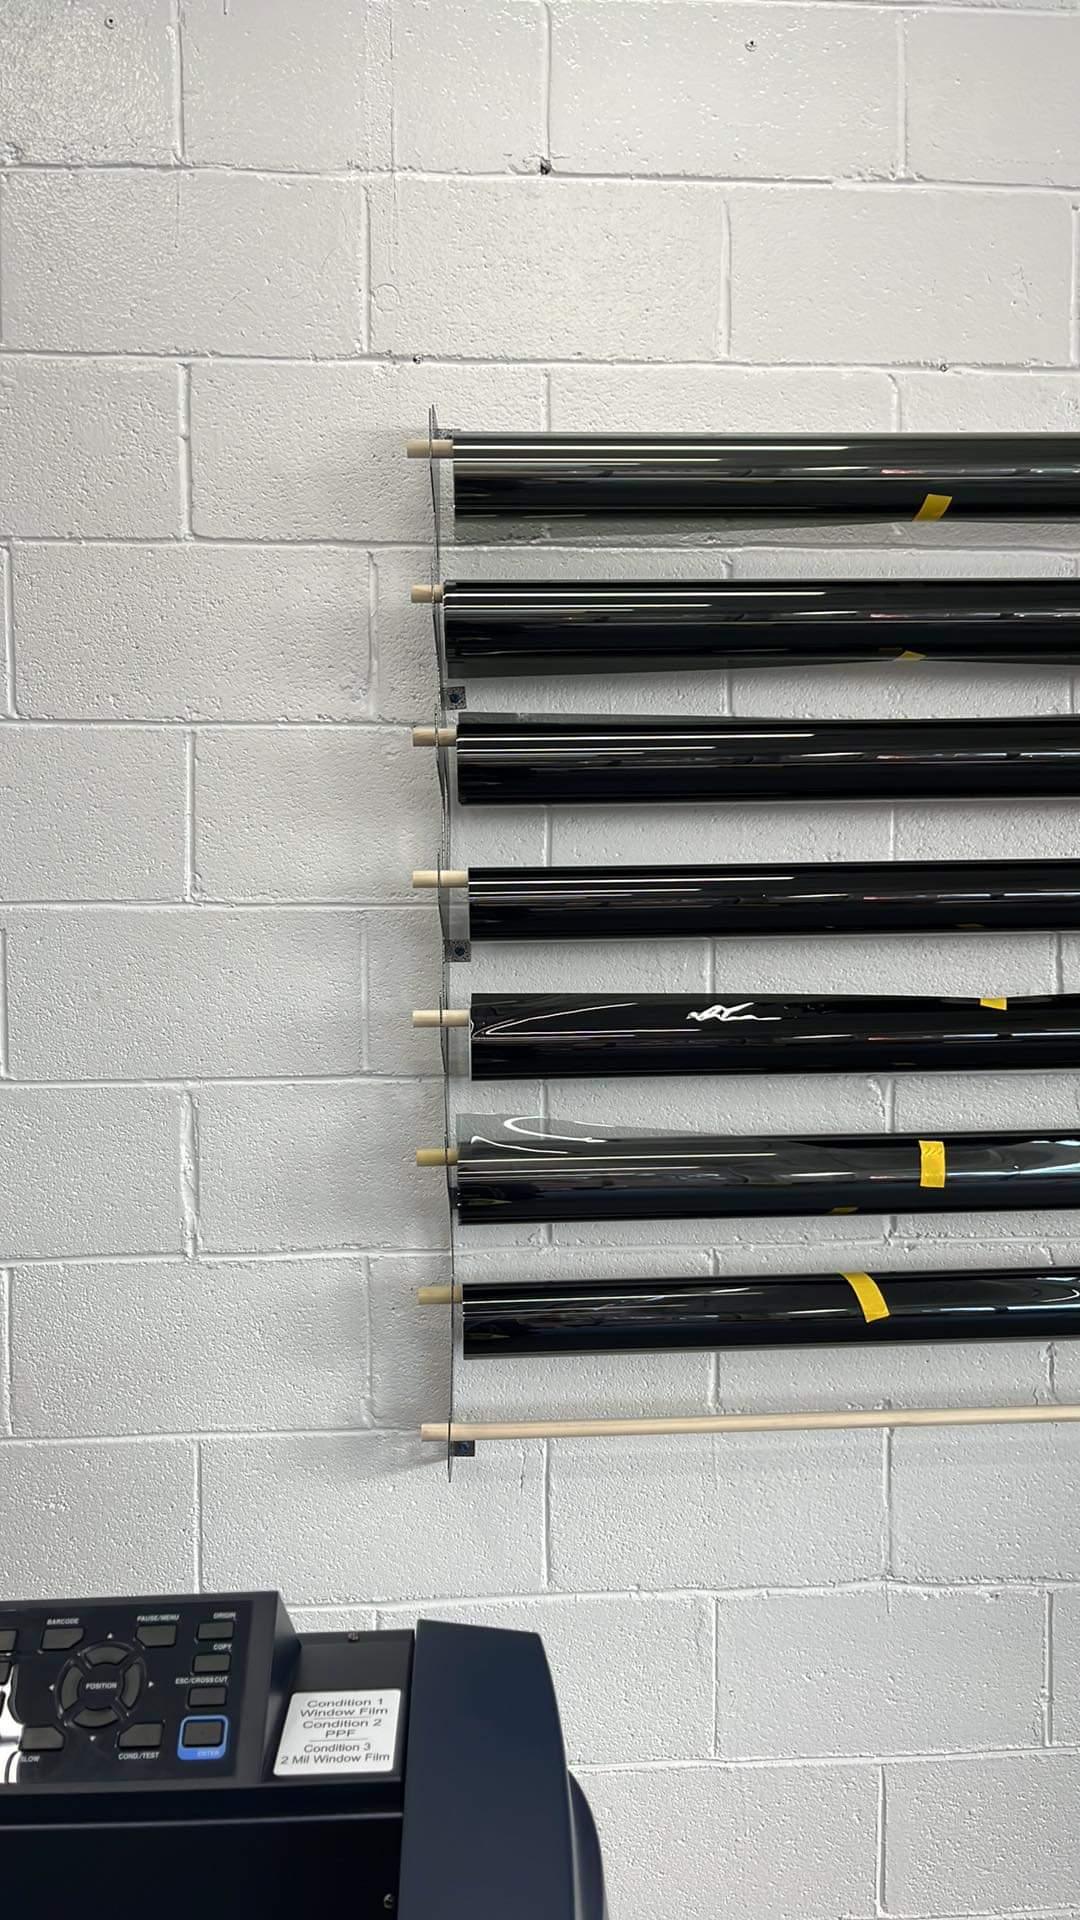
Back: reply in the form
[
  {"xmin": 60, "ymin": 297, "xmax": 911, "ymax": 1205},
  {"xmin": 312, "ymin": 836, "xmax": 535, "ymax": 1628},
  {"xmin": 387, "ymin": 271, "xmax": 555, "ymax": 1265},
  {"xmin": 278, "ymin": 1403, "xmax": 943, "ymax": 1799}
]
[
  {"xmin": 386, "ymin": 0, "xmax": 396, "ymax": 173},
  {"xmin": 1072, "ymin": 205, "xmax": 1080, "ymax": 369},
  {"xmin": 10, "ymin": 346, "xmax": 1080, "ymax": 373},
  {"xmin": 3, "ymin": 545, "xmax": 16, "ymax": 717},
  {"xmin": 362, "ymin": 1252, "xmax": 375, "ymax": 1427},
  {"xmin": 875, "ymin": 1765, "xmax": 888, "ymax": 1916},
  {"xmin": 895, "ymin": 12, "xmax": 908, "ymax": 180},
  {"xmin": 11, "ymin": 158, "xmax": 1080, "ymax": 190},
  {"xmin": 169, "ymin": 0, "xmax": 187, "ymax": 162},
  {"xmin": 366, "ymin": 549, "xmax": 380, "ymax": 722},
  {"xmin": 178, "ymin": 363, "xmax": 193, "ymax": 537},
  {"xmin": 540, "ymin": 1439, "xmax": 552, "ymax": 1589},
  {"xmin": 193, "ymin": 1440, "xmax": 204, "ymax": 1592},
  {"xmin": 0, "ymin": 929, "xmax": 9, "ymax": 1079},
  {"xmin": 710, "ymin": 1596, "xmax": 720, "ymax": 1759},
  {"xmin": 718, "ymin": 198, "xmax": 732, "ymax": 359},
  {"xmin": 1, "ymin": 1269, "xmax": 12, "ymax": 1436},
  {"xmin": 362, "ymin": 183, "xmax": 373, "ymax": 355},
  {"xmin": 181, "ymin": 1089, "xmax": 201, "ymax": 1259},
  {"xmin": 883, "ymin": 1428, "xmax": 896, "ymax": 1581},
  {"xmin": 541, "ymin": 3, "xmax": 553, "ymax": 165},
  {"xmin": 1045, "ymin": 1588, "xmax": 1056, "ymax": 1745},
  {"xmin": 184, "ymin": 731, "xmax": 197, "ymax": 901}
]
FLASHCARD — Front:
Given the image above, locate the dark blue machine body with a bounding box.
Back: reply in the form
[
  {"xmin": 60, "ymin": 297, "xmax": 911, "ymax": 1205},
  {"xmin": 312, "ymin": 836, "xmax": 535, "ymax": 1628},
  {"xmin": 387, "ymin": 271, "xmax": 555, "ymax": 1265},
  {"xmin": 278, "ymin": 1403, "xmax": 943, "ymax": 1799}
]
[{"xmin": 0, "ymin": 1589, "xmax": 606, "ymax": 1920}]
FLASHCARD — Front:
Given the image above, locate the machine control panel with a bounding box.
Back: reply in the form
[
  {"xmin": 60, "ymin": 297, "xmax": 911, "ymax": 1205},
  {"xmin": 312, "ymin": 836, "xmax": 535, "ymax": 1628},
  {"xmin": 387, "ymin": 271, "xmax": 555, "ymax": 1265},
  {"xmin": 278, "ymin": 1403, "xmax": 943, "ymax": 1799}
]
[{"xmin": 0, "ymin": 1592, "xmax": 290, "ymax": 1789}]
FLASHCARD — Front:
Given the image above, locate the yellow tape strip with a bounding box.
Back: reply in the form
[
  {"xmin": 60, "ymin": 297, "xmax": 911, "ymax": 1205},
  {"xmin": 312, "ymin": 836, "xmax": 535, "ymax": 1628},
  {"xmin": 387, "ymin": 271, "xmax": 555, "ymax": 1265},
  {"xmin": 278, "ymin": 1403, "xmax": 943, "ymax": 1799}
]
[
  {"xmin": 919, "ymin": 1138, "xmax": 946, "ymax": 1188},
  {"xmin": 897, "ymin": 649, "xmax": 926, "ymax": 662},
  {"xmin": 915, "ymin": 492, "xmax": 952, "ymax": 521},
  {"xmin": 842, "ymin": 1271, "xmax": 890, "ymax": 1323},
  {"xmin": 980, "ymin": 996, "xmax": 1008, "ymax": 1009}
]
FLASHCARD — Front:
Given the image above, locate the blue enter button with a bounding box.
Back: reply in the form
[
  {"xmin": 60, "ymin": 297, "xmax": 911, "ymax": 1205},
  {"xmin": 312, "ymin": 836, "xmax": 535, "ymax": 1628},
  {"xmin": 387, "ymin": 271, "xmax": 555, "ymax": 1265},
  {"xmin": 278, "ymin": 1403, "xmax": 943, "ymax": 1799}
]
[{"xmin": 178, "ymin": 1715, "xmax": 229, "ymax": 1761}]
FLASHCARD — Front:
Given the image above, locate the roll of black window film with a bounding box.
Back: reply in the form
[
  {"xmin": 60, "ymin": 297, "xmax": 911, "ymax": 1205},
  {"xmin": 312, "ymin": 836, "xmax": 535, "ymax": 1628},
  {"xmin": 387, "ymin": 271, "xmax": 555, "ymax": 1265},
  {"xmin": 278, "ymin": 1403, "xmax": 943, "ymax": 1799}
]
[
  {"xmin": 457, "ymin": 1266, "xmax": 1080, "ymax": 1358},
  {"xmin": 449, "ymin": 713, "xmax": 1080, "ymax": 808},
  {"xmin": 446, "ymin": 1119, "xmax": 1080, "ymax": 1226},
  {"xmin": 443, "ymin": 432, "xmax": 1080, "ymax": 519},
  {"xmin": 439, "ymin": 578, "xmax": 1080, "ymax": 676},
  {"xmin": 454, "ymin": 859, "xmax": 1080, "ymax": 943},
  {"xmin": 460, "ymin": 992, "xmax": 1080, "ymax": 1080}
]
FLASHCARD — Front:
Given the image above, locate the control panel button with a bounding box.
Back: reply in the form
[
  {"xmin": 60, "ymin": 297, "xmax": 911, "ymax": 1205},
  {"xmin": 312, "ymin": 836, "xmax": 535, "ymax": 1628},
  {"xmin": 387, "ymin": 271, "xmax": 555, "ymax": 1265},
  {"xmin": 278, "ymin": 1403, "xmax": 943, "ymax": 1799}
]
[
  {"xmin": 83, "ymin": 1642, "xmax": 127, "ymax": 1667},
  {"xmin": 0, "ymin": 1629, "xmax": 17, "ymax": 1654},
  {"xmin": 0, "ymin": 1659, "xmax": 10, "ymax": 1688},
  {"xmin": 120, "ymin": 1665, "xmax": 143, "ymax": 1710},
  {"xmin": 59, "ymin": 1666, "xmax": 82, "ymax": 1711},
  {"xmin": 118, "ymin": 1722, "xmax": 163, "ymax": 1752},
  {"xmin": 192, "ymin": 1652, "xmax": 230, "ymax": 1674},
  {"xmin": 20, "ymin": 1725, "xmax": 64, "ymax": 1753},
  {"xmin": 181, "ymin": 1717, "xmax": 225, "ymax": 1749},
  {"xmin": 41, "ymin": 1626, "xmax": 83, "ymax": 1651},
  {"xmin": 178, "ymin": 1715, "xmax": 229, "ymax": 1761},
  {"xmin": 73, "ymin": 1706, "xmax": 119, "ymax": 1729},
  {"xmin": 188, "ymin": 1686, "xmax": 227, "ymax": 1709},
  {"xmin": 196, "ymin": 1621, "xmax": 234, "ymax": 1642},
  {"xmin": 79, "ymin": 1674, "xmax": 123, "ymax": 1703},
  {"xmin": 136, "ymin": 1622, "xmax": 177, "ymax": 1649}
]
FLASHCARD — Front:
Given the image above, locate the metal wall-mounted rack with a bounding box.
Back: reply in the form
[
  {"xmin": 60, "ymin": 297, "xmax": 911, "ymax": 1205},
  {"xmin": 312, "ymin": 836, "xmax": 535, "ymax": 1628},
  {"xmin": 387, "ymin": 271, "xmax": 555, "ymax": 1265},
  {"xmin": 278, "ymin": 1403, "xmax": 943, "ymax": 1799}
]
[{"xmin": 405, "ymin": 420, "xmax": 1080, "ymax": 1455}]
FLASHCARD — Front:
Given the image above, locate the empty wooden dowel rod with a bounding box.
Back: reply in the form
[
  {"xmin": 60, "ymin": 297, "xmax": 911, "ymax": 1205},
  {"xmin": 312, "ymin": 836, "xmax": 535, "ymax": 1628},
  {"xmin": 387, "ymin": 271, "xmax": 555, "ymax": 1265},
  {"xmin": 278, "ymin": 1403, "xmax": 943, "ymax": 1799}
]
[{"xmin": 420, "ymin": 1403, "xmax": 1080, "ymax": 1444}]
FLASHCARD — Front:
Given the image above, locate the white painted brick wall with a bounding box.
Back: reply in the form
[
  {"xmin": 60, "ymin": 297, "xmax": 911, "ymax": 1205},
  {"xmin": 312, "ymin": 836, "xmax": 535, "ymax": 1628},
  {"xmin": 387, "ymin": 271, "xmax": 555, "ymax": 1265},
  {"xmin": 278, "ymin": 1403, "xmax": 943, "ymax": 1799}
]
[{"xmin": 2, "ymin": 6, "xmax": 1080, "ymax": 1918}]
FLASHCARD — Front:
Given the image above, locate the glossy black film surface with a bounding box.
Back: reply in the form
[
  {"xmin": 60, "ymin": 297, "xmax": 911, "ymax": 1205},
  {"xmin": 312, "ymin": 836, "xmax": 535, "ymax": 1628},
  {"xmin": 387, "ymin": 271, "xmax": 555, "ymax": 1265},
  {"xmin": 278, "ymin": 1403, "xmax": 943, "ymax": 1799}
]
[
  {"xmin": 452, "ymin": 713, "xmax": 1080, "ymax": 808},
  {"xmin": 451, "ymin": 1118, "xmax": 1080, "ymax": 1225},
  {"xmin": 460, "ymin": 1267, "xmax": 1080, "ymax": 1357},
  {"xmin": 441, "ymin": 578, "xmax": 1080, "ymax": 675},
  {"xmin": 467, "ymin": 992, "xmax": 1080, "ymax": 1080},
  {"xmin": 448, "ymin": 432, "xmax": 1080, "ymax": 518},
  {"xmin": 465, "ymin": 859, "xmax": 1080, "ymax": 943}
]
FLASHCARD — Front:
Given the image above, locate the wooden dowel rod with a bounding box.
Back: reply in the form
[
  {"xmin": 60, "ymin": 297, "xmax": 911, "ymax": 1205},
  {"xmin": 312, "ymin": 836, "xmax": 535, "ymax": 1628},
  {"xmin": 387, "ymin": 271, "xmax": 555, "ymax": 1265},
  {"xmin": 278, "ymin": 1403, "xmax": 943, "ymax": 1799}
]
[
  {"xmin": 406, "ymin": 436, "xmax": 453, "ymax": 459},
  {"xmin": 418, "ymin": 1284, "xmax": 463, "ymax": 1305},
  {"xmin": 412, "ymin": 1008, "xmax": 469, "ymax": 1027},
  {"xmin": 411, "ymin": 724, "xmax": 457, "ymax": 747},
  {"xmin": 416, "ymin": 1146, "xmax": 459, "ymax": 1167},
  {"xmin": 411, "ymin": 868, "xmax": 468, "ymax": 888},
  {"xmin": 411, "ymin": 583, "xmax": 445, "ymax": 604},
  {"xmin": 419, "ymin": 1403, "xmax": 1080, "ymax": 1444}
]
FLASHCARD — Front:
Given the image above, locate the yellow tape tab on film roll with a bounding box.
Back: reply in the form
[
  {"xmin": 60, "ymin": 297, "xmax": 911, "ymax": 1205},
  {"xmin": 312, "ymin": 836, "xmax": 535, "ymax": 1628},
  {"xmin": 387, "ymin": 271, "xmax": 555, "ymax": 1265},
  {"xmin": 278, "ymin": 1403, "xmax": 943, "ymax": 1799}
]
[
  {"xmin": 842, "ymin": 1271, "xmax": 890, "ymax": 1323},
  {"xmin": 980, "ymin": 996, "xmax": 1008, "ymax": 1009},
  {"xmin": 897, "ymin": 649, "xmax": 926, "ymax": 663},
  {"xmin": 915, "ymin": 492, "xmax": 952, "ymax": 521},
  {"xmin": 919, "ymin": 1138, "xmax": 947, "ymax": 1188}
]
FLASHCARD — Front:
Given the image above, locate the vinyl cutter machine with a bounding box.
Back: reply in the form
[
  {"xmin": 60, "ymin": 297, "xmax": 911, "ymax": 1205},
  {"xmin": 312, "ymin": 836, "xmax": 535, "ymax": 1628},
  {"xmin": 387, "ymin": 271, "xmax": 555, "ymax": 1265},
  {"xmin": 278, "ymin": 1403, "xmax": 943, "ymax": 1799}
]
[{"xmin": 0, "ymin": 1587, "xmax": 607, "ymax": 1919}]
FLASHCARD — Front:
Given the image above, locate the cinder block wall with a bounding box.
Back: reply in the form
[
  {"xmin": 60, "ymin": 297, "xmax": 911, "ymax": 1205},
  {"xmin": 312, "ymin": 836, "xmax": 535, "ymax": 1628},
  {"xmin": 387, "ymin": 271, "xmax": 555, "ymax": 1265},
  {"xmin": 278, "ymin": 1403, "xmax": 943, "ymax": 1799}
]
[{"xmin": 3, "ymin": 4, "xmax": 1080, "ymax": 1915}]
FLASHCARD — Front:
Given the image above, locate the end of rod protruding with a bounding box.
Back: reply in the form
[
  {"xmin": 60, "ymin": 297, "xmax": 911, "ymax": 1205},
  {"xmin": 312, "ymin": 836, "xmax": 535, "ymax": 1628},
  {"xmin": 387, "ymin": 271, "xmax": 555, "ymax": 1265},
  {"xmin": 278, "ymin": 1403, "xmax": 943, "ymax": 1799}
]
[
  {"xmin": 406, "ymin": 435, "xmax": 453, "ymax": 459},
  {"xmin": 411, "ymin": 868, "xmax": 468, "ymax": 889},
  {"xmin": 418, "ymin": 1283, "xmax": 463, "ymax": 1305},
  {"xmin": 411, "ymin": 724, "xmax": 457, "ymax": 747},
  {"xmin": 412, "ymin": 1008, "xmax": 469, "ymax": 1028},
  {"xmin": 411, "ymin": 583, "xmax": 444, "ymax": 604},
  {"xmin": 416, "ymin": 1145, "xmax": 459, "ymax": 1168}
]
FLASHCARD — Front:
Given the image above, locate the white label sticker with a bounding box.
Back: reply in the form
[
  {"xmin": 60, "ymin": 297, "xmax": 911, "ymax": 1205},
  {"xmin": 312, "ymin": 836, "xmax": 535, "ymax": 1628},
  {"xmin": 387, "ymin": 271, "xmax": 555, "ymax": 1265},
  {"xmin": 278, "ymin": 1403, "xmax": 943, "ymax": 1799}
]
[{"xmin": 273, "ymin": 1689, "xmax": 402, "ymax": 1778}]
